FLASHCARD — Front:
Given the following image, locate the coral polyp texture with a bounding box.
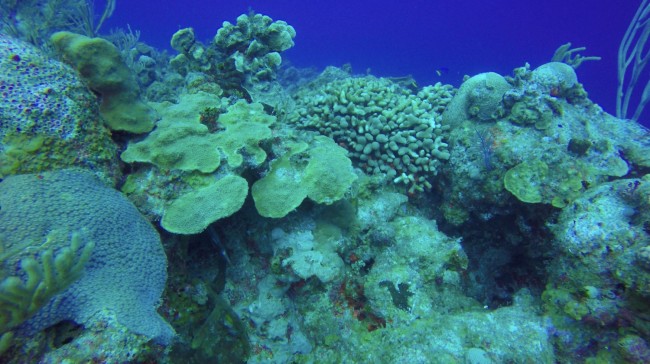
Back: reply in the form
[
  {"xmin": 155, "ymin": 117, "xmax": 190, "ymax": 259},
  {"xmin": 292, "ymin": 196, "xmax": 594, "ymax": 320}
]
[
  {"xmin": 289, "ymin": 69, "xmax": 454, "ymax": 193},
  {"xmin": 0, "ymin": 34, "xmax": 118, "ymax": 182},
  {"xmin": 0, "ymin": 35, "xmax": 91, "ymax": 140},
  {"xmin": 0, "ymin": 170, "xmax": 174, "ymax": 344},
  {"xmin": 161, "ymin": 174, "xmax": 249, "ymax": 234}
]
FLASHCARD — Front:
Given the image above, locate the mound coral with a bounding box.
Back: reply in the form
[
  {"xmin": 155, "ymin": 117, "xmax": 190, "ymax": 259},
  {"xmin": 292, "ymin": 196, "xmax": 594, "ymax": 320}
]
[{"xmin": 0, "ymin": 170, "xmax": 174, "ymax": 345}]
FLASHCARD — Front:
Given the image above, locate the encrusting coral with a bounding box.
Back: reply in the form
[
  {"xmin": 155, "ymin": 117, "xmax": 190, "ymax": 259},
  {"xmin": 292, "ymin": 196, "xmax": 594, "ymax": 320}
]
[{"xmin": 0, "ymin": 34, "xmax": 119, "ymax": 183}]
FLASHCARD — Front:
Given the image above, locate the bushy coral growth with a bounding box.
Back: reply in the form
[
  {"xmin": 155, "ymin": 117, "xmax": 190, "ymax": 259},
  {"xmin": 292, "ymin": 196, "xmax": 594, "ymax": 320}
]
[{"xmin": 289, "ymin": 68, "xmax": 454, "ymax": 193}]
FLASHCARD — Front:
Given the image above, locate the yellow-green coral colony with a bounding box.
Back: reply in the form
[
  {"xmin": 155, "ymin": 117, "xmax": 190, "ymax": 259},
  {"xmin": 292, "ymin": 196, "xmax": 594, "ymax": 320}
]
[
  {"xmin": 214, "ymin": 100, "xmax": 276, "ymax": 168},
  {"xmin": 4, "ymin": 4, "xmax": 650, "ymax": 363},
  {"xmin": 252, "ymin": 136, "xmax": 357, "ymax": 218},
  {"xmin": 121, "ymin": 96, "xmax": 275, "ymax": 173},
  {"xmin": 50, "ymin": 31, "xmax": 156, "ymax": 134},
  {"xmin": 161, "ymin": 175, "xmax": 249, "ymax": 234},
  {"xmin": 120, "ymin": 93, "xmax": 357, "ymax": 231}
]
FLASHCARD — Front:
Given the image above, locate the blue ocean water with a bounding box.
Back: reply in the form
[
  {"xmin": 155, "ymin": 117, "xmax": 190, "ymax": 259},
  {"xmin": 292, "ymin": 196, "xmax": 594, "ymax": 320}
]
[{"xmin": 105, "ymin": 0, "xmax": 643, "ymax": 125}]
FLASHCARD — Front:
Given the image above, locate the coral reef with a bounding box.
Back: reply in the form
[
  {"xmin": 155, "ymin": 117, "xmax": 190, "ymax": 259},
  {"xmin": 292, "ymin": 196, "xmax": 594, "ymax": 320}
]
[
  {"xmin": 541, "ymin": 177, "xmax": 650, "ymax": 360},
  {"xmin": 214, "ymin": 12, "xmax": 296, "ymax": 82},
  {"xmin": 161, "ymin": 175, "xmax": 249, "ymax": 234},
  {"xmin": 0, "ymin": 231, "xmax": 93, "ymax": 353},
  {"xmin": 270, "ymin": 227, "xmax": 344, "ymax": 284},
  {"xmin": 252, "ymin": 136, "xmax": 358, "ymax": 218},
  {"xmin": 439, "ymin": 61, "xmax": 649, "ymax": 228},
  {"xmin": 168, "ymin": 12, "xmax": 295, "ymax": 106},
  {"xmin": 437, "ymin": 61, "xmax": 650, "ymax": 362},
  {"xmin": 442, "ymin": 71, "xmax": 511, "ymax": 124},
  {"xmin": 0, "ymin": 0, "xmax": 112, "ymax": 46},
  {"xmin": 216, "ymin": 187, "xmax": 555, "ymax": 363},
  {"xmin": 120, "ymin": 88, "xmax": 357, "ymax": 231},
  {"xmin": 121, "ymin": 92, "xmax": 225, "ymax": 172},
  {"xmin": 213, "ymin": 99, "xmax": 276, "ymax": 168},
  {"xmin": 4, "ymin": 6, "xmax": 650, "ymax": 363}
]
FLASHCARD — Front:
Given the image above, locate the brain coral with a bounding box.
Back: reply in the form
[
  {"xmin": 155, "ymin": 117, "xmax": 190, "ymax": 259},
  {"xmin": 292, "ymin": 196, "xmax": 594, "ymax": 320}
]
[
  {"xmin": 0, "ymin": 34, "xmax": 118, "ymax": 183},
  {"xmin": 0, "ymin": 170, "xmax": 174, "ymax": 344}
]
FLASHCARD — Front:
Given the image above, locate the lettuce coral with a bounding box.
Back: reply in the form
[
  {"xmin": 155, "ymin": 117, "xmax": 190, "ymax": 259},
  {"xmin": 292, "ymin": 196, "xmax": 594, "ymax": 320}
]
[
  {"xmin": 214, "ymin": 100, "xmax": 276, "ymax": 168},
  {"xmin": 161, "ymin": 175, "xmax": 249, "ymax": 234},
  {"xmin": 121, "ymin": 92, "xmax": 222, "ymax": 172},
  {"xmin": 252, "ymin": 136, "xmax": 357, "ymax": 218}
]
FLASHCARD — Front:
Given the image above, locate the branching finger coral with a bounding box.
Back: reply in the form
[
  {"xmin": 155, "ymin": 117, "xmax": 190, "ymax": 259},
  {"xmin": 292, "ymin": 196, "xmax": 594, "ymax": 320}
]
[{"xmin": 0, "ymin": 231, "xmax": 94, "ymax": 352}]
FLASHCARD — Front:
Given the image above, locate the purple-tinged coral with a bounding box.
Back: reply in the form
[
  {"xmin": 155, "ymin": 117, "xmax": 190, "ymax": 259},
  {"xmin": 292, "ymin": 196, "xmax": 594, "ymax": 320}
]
[
  {"xmin": 617, "ymin": 335, "xmax": 650, "ymax": 363},
  {"xmin": 0, "ymin": 34, "xmax": 119, "ymax": 182},
  {"xmin": 0, "ymin": 34, "xmax": 96, "ymax": 141}
]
